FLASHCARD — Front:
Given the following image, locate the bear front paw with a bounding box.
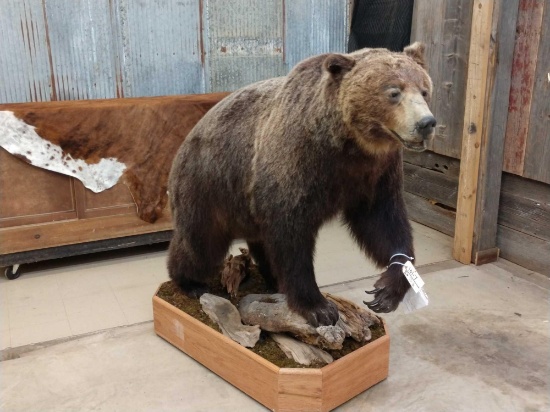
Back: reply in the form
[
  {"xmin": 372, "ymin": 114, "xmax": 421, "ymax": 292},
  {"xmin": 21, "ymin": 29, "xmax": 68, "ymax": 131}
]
[{"xmin": 363, "ymin": 265, "xmax": 410, "ymax": 313}]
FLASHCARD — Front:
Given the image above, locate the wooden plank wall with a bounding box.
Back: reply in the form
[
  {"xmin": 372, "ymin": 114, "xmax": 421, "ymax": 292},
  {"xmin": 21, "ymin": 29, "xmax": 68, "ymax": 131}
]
[
  {"xmin": 0, "ymin": 0, "xmax": 350, "ymax": 103},
  {"xmin": 409, "ymin": 0, "xmax": 549, "ymax": 274},
  {"xmin": 410, "ymin": 0, "xmax": 473, "ymax": 159},
  {"xmin": 502, "ymin": 0, "xmax": 547, "ymax": 181},
  {"xmin": 403, "ymin": 151, "xmax": 459, "ymax": 238},
  {"xmin": 497, "ymin": 174, "xmax": 550, "ymax": 275},
  {"xmin": 403, "ymin": 152, "xmax": 550, "ymax": 276},
  {"xmin": 522, "ymin": 1, "xmax": 550, "ymax": 184},
  {"xmin": 412, "ymin": 1, "xmax": 548, "ymax": 186}
]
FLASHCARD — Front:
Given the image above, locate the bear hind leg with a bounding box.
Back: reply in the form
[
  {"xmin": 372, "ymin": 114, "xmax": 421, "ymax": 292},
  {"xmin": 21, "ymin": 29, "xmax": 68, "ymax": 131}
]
[
  {"xmin": 247, "ymin": 240, "xmax": 277, "ymax": 292},
  {"xmin": 167, "ymin": 228, "xmax": 231, "ymax": 298}
]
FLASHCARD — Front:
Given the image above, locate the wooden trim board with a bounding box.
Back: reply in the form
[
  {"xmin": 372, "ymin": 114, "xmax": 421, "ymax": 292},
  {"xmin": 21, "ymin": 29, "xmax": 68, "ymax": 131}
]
[
  {"xmin": 322, "ymin": 334, "xmax": 390, "ymax": 411},
  {"xmin": 0, "ymin": 231, "xmax": 171, "ymax": 267},
  {"xmin": 153, "ymin": 290, "xmax": 390, "ymax": 412},
  {"xmin": 453, "ymin": 0, "xmax": 496, "ymax": 264},
  {"xmin": 472, "ymin": 0, "xmax": 519, "ymax": 264},
  {"xmin": 1, "ymin": 212, "xmax": 172, "ymax": 255}
]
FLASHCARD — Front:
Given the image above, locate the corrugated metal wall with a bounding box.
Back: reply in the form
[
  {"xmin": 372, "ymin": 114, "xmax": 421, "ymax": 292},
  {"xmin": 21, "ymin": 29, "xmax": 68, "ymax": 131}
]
[{"xmin": 0, "ymin": 0, "xmax": 351, "ymax": 103}]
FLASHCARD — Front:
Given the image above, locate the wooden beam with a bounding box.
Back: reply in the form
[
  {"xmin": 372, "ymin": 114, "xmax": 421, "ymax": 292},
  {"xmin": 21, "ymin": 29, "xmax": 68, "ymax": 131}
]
[
  {"xmin": 453, "ymin": 0, "xmax": 496, "ymax": 264},
  {"xmin": 472, "ymin": 0, "xmax": 520, "ymax": 264}
]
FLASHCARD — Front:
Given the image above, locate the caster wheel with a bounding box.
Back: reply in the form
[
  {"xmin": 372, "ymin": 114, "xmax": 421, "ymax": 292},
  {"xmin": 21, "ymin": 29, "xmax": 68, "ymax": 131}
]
[{"xmin": 5, "ymin": 264, "xmax": 21, "ymax": 280}]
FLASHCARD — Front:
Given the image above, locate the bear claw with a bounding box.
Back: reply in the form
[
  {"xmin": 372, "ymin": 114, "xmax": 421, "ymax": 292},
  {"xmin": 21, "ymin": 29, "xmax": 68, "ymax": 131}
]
[
  {"xmin": 364, "ymin": 287, "xmax": 393, "ymax": 312},
  {"xmin": 363, "ymin": 265, "xmax": 410, "ymax": 313},
  {"xmin": 363, "ymin": 289, "xmax": 401, "ymax": 313},
  {"xmin": 364, "ymin": 298, "xmax": 392, "ymax": 313},
  {"xmin": 304, "ymin": 299, "xmax": 340, "ymax": 327}
]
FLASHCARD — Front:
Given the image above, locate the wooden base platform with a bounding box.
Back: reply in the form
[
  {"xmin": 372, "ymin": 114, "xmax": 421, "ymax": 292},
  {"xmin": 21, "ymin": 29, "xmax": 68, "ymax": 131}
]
[{"xmin": 153, "ymin": 289, "xmax": 390, "ymax": 412}]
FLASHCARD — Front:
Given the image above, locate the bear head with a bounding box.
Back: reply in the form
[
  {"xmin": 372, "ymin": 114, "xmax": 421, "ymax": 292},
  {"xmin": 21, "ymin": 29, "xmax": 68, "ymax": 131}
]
[{"xmin": 325, "ymin": 42, "xmax": 436, "ymax": 154}]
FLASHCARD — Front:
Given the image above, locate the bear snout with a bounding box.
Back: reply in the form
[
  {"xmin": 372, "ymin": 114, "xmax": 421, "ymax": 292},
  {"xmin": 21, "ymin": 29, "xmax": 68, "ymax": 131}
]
[{"xmin": 416, "ymin": 115, "xmax": 437, "ymax": 138}]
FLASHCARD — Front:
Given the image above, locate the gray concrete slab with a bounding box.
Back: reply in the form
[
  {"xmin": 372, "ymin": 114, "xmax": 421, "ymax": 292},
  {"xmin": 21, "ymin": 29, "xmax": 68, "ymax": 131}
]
[
  {"xmin": 1, "ymin": 260, "xmax": 548, "ymax": 412},
  {"xmin": 325, "ymin": 262, "xmax": 550, "ymax": 412}
]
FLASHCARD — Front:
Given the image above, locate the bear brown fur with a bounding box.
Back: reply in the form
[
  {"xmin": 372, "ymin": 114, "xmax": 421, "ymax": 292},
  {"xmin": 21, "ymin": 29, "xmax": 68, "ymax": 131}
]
[{"xmin": 167, "ymin": 42, "xmax": 436, "ymax": 326}]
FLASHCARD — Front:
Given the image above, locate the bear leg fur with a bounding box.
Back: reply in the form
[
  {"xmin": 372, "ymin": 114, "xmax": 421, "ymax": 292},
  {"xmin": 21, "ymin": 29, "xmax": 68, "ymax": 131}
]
[
  {"xmin": 263, "ymin": 226, "xmax": 339, "ymax": 327},
  {"xmin": 168, "ymin": 226, "xmax": 232, "ymax": 298},
  {"xmin": 246, "ymin": 240, "xmax": 278, "ymax": 292}
]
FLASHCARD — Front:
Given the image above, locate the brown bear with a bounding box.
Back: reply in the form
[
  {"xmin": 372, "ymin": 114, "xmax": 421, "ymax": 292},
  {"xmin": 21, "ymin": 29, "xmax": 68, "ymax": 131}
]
[{"xmin": 167, "ymin": 42, "xmax": 435, "ymax": 326}]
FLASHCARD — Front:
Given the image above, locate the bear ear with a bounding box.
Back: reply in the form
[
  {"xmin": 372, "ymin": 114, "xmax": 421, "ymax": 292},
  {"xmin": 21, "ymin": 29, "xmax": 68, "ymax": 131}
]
[
  {"xmin": 404, "ymin": 42, "xmax": 427, "ymax": 69},
  {"xmin": 323, "ymin": 54, "xmax": 355, "ymax": 76}
]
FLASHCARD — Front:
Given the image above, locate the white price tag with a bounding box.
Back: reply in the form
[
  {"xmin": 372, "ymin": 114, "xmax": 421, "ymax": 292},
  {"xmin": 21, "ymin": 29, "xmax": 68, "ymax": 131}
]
[
  {"xmin": 401, "ymin": 261, "xmax": 429, "ymax": 313},
  {"xmin": 402, "ymin": 261, "xmax": 424, "ymax": 293},
  {"xmin": 403, "ymin": 286, "xmax": 429, "ymax": 313}
]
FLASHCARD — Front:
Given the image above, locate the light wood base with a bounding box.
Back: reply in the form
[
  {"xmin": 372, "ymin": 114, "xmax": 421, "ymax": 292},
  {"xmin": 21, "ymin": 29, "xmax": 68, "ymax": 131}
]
[{"xmin": 153, "ymin": 289, "xmax": 390, "ymax": 412}]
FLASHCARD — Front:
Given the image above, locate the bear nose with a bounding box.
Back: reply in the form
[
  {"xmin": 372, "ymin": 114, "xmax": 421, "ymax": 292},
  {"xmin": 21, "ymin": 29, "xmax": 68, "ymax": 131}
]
[{"xmin": 417, "ymin": 115, "xmax": 437, "ymax": 136}]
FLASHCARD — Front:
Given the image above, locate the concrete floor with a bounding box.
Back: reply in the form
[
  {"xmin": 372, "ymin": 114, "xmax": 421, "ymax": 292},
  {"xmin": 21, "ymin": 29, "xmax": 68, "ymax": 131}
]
[
  {"xmin": 1, "ymin": 221, "xmax": 549, "ymax": 411},
  {"xmin": 0, "ymin": 220, "xmax": 452, "ymax": 349}
]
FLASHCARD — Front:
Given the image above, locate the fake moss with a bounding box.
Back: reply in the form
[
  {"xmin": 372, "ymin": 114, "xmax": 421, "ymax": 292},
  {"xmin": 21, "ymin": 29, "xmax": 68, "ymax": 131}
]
[{"xmin": 156, "ymin": 266, "xmax": 385, "ymax": 369}]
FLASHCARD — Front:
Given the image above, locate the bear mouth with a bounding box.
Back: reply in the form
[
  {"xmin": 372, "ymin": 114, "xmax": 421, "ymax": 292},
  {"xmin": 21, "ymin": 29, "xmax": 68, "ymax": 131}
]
[{"xmin": 390, "ymin": 130, "xmax": 426, "ymax": 152}]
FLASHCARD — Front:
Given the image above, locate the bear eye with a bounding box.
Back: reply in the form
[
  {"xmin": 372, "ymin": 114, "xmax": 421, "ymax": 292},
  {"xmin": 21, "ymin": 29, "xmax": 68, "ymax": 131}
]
[
  {"xmin": 389, "ymin": 90, "xmax": 401, "ymax": 101},
  {"xmin": 421, "ymin": 90, "xmax": 428, "ymax": 97}
]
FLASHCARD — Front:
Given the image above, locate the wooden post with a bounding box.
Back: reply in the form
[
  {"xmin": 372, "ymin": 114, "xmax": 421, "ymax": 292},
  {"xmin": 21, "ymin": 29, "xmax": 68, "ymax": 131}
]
[
  {"xmin": 472, "ymin": 0, "xmax": 520, "ymax": 265},
  {"xmin": 453, "ymin": 0, "xmax": 496, "ymax": 264}
]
